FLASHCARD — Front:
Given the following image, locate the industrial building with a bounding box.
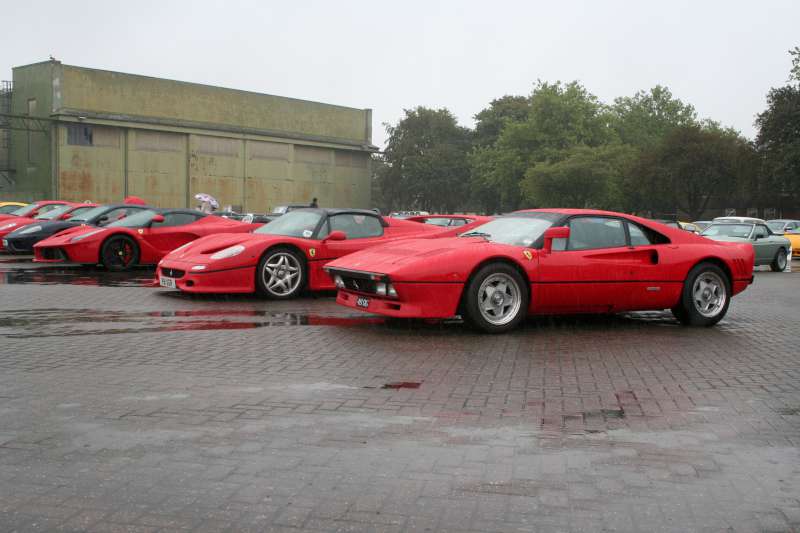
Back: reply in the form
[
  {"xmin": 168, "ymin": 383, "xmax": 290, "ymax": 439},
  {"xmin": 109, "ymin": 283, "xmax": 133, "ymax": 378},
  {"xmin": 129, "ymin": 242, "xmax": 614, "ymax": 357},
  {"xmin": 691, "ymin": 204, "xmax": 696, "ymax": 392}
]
[{"xmin": 0, "ymin": 60, "xmax": 376, "ymax": 211}]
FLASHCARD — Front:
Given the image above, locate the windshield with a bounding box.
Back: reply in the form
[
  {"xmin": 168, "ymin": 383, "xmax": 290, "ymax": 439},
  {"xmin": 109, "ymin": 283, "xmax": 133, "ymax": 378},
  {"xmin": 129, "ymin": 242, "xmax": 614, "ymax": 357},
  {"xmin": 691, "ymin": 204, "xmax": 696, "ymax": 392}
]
[
  {"xmin": 10, "ymin": 203, "xmax": 43, "ymax": 217},
  {"xmin": 35, "ymin": 204, "xmax": 74, "ymax": 220},
  {"xmin": 70, "ymin": 205, "xmax": 112, "ymax": 222},
  {"xmin": 255, "ymin": 210, "xmax": 322, "ymax": 238},
  {"xmin": 0, "ymin": 204, "xmax": 25, "ymax": 214},
  {"xmin": 107, "ymin": 209, "xmax": 158, "ymax": 228},
  {"xmin": 701, "ymin": 224, "xmax": 753, "ymax": 238},
  {"xmin": 766, "ymin": 221, "xmax": 786, "ymax": 232},
  {"xmin": 460, "ymin": 213, "xmax": 560, "ymax": 247}
]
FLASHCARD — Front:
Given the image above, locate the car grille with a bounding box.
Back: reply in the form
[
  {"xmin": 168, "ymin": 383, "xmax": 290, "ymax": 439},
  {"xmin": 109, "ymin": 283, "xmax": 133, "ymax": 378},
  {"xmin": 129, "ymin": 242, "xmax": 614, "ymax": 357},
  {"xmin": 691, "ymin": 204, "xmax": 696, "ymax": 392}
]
[
  {"xmin": 160, "ymin": 267, "xmax": 185, "ymax": 279},
  {"xmin": 39, "ymin": 247, "xmax": 67, "ymax": 261},
  {"xmin": 339, "ymin": 275, "xmax": 379, "ymax": 294}
]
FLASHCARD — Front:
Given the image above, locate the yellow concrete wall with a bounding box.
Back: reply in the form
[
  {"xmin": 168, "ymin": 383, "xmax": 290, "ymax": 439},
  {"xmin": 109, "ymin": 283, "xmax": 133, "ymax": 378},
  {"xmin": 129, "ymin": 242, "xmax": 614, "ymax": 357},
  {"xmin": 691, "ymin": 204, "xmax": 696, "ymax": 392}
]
[
  {"xmin": 188, "ymin": 134, "xmax": 245, "ymax": 210},
  {"xmin": 59, "ymin": 65, "xmax": 370, "ymax": 143},
  {"xmin": 57, "ymin": 125, "xmax": 124, "ymax": 203},
  {"xmin": 127, "ymin": 130, "xmax": 187, "ymax": 208},
  {"xmin": 244, "ymin": 140, "xmax": 292, "ymax": 212}
]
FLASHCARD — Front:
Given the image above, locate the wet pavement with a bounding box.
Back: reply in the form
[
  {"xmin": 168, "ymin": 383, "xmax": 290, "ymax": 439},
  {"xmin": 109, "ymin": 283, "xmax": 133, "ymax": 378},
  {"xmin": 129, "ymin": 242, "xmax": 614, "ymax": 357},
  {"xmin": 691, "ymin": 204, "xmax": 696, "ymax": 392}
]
[{"xmin": 0, "ymin": 255, "xmax": 799, "ymax": 532}]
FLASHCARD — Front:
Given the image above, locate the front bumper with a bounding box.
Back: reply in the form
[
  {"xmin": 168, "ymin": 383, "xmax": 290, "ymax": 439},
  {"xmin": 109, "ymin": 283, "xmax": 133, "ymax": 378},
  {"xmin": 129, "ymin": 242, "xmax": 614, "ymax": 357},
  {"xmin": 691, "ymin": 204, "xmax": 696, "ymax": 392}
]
[
  {"xmin": 3, "ymin": 235, "xmax": 41, "ymax": 254},
  {"xmin": 157, "ymin": 259, "xmax": 255, "ymax": 294},
  {"xmin": 336, "ymin": 282, "xmax": 464, "ymax": 319}
]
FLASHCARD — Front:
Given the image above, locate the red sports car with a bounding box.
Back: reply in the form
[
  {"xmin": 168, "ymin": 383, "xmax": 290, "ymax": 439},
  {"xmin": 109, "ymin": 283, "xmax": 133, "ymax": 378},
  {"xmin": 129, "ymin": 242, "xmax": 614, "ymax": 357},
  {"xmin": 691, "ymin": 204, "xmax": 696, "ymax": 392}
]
[
  {"xmin": 34, "ymin": 208, "xmax": 262, "ymax": 270},
  {"xmin": 406, "ymin": 214, "xmax": 492, "ymax": 227},
  {"xmin": 156, "ymin": 208, "xmax": 489, "ymax": 299},
  {"xmin": 324, "ymin": 209, "xmax": 756, "ymax": 333},
  {"xmin": 0, "ymin": 200, "xmax": 72, "ymax": 223}
]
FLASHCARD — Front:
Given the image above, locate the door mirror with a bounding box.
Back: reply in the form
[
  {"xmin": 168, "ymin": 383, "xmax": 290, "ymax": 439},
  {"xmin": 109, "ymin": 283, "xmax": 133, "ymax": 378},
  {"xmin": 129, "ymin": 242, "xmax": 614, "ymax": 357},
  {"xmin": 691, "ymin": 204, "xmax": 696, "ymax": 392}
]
[
  {"xmin": 96, "ymin": 215, "xmax": 109, "ymax": 226},
  {"xmin": 542, "ymin": 226, "xmax": 570, "ymax": 254},
  {"xmin": 150, "ymin": 214, "xmax": 166, "ymax": 224},
  {"xmin": 324, "ymin": 230, "xmax": 347, "ymax": 242},
  {"xmin": 59, "ymin": 213, "xmax": 72, "ymax": 220}
]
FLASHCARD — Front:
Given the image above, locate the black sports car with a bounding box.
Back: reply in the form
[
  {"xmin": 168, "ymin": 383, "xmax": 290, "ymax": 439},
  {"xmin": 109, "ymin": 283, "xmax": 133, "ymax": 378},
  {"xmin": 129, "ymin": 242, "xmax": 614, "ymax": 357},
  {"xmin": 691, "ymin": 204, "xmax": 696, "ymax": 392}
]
[{"xmin": 3, "ymin": 203, "xmax": 151, "ymax": 253}]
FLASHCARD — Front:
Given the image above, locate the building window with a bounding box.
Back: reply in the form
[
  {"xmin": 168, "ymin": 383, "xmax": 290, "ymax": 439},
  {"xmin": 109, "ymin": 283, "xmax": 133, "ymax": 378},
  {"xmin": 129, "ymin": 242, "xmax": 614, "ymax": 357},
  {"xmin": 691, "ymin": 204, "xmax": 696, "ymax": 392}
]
[{"xmin": 67, "ymin": 125, "xmax": 93, "ymax": 146}]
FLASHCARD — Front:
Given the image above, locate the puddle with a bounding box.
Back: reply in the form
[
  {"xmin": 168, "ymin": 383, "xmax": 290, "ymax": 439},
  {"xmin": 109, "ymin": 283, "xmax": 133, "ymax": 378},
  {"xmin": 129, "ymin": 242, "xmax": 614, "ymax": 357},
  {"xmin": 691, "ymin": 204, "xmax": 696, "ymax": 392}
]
[
  {"xmin": 381, "ymin": 381, "xmax": 422, "ymax": 390},
  {"xmin": 0, "ymin": 266, "xmax": 154, "ymax": 287},
  {"xmin": 0, "ymin": 308, "xmax": 386, "ymax": 338}
]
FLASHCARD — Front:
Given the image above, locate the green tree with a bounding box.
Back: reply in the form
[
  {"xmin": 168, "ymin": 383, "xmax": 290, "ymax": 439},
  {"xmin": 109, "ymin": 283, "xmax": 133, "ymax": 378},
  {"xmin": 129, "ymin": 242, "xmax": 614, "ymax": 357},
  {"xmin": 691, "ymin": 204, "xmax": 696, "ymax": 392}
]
[
  {"xmin": 634, "ymin": 126, "xmax": 756, "ymax": 220},
  {"xmin": 755, "ymin": 47, "xmax": 800, "ymax": 208},
  {"xmin": 473, "ymin": 95, "xmax": 530, "ymax": 147},
  {"xmin": 521, "ymin": 144, "xmax": 638, "ymax": 209},
  {"xmin": 611, "ymin": 86, "xmax": 697, "ymax": 148},
  {"xmin": 469, "ymin": 81, "xmax": 613, "ymax": 213},
  {"xmin": 379, "ymin": 107, "xmax": 472, "ymax": 212}
]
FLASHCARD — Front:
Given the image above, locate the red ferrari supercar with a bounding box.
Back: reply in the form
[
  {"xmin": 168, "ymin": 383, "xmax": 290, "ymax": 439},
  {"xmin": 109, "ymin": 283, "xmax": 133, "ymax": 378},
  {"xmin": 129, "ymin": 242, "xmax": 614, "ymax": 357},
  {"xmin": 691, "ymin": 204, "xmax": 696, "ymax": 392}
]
[
  {"xmin": 156, "ymin": 208, "xmax": 490, "ymax": 298},
  {"xmin": 324, "ymin": 209, "xmax": 756, "ymax": 333},
  {"xmin": 0, "ymin": 203, "xmax": 87, "ymax": 250},
  {"xmin": 33, "ymin": 208, "xmax": 262, "ymax": 270}
]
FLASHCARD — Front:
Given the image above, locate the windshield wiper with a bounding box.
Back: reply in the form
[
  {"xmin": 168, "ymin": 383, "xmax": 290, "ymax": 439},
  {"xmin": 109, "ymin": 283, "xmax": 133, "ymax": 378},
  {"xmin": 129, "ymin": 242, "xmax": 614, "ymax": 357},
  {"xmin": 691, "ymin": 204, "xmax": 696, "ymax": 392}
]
[{"xmin": 460, "ymin": 231, "xmax": 491, "ymax": 239}]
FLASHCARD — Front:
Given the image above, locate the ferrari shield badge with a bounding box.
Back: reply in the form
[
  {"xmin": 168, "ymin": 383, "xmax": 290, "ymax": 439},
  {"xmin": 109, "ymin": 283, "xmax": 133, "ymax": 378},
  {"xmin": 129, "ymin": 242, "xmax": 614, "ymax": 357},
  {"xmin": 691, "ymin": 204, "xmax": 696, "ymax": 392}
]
[
  {"xmin": 137, "ymin": 229, "xmax": 144, "ymax": 234},
  {"xmin": 309, "ymin": 248, "xmax": 316, "ymax": 258},
  {"xmin": 523, "ymin": 249, "xmax": 533, "ymax": 261}
]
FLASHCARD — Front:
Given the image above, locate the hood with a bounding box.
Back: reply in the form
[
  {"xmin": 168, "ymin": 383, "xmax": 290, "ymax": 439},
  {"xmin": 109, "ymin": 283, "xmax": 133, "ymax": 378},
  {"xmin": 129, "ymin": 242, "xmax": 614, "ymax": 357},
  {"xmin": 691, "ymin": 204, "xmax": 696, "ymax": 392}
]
[
  {"xmin": 163, "ymin": 232, "xmax": 262, "ymax": 261},
  {"xmin": 6, "ymin": 220, "xmax": 78, "ymax": 238},
  {"xmin": 326, "ymin": 236, "xmax": 510, "ymax": 282},
  {"xmin": 0, "ymin": 216, "xmax": 35, "ymax": 232}
]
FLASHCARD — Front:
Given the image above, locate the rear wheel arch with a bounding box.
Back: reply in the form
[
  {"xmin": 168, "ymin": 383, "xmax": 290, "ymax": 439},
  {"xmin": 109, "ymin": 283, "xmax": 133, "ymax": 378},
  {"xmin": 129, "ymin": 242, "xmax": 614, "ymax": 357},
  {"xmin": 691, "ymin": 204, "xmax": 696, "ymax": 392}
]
[{"xmin": 688, "ymin": 256, "xmax": 732, "ymax": 286}]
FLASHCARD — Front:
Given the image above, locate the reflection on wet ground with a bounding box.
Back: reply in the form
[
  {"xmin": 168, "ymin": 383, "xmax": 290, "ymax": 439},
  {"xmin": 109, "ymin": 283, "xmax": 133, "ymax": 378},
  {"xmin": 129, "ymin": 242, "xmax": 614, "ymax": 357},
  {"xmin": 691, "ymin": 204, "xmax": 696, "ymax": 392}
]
[
  {"xmin": 0, "ymin": 308, "xmax": 387, "ymax": 338},
  {"xmin": 0, "ymin": 264, "xmax": 155, "ymax": 287}
]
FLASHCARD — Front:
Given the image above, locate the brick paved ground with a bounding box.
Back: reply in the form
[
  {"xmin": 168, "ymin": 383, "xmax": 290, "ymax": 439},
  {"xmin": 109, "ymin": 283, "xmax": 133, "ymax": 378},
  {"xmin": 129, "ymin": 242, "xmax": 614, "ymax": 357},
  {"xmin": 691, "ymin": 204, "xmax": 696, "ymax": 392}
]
[{"xmin": 0, "ymin": 258, "xmax": 799, "ymax": 532}]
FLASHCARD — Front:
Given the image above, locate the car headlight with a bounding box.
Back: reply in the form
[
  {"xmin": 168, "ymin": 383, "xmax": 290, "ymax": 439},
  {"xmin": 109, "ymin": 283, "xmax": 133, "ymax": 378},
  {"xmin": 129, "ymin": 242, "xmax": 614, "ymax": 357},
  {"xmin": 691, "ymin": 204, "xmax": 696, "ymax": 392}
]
[
  {"xmin": 210, "ymin": 244, "xmax": 245, "ymax": 260},
  {"xmin": 374, "ymin": 281, "xmax": 398, "ymax": 298},
  {"xmin": 70, "ymin": 229, "xmax": 105, "ymax": 242},
  {"xmin": 0, "ymin": 222, "xmax": 18, "ymax": 231},
  {"xmin": 334, "ymin": 275, "xmax": 345, "ymax": 288},
  {"xmin": 18, "ymin": 225, "xmax": 42, "ymax": 235}
]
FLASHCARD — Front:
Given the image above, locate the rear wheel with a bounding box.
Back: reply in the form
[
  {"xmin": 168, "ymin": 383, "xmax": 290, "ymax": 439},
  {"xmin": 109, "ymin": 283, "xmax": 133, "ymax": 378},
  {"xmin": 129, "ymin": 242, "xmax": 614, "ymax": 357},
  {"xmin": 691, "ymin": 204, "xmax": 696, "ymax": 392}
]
[
  {"xmin": 256, "ymin": 247, "xmax": 306, "ymax": 299},
  {"xmin": 671, "ymin": 262, "xmax": 730, "ymax": 326},
  {"xmin": 770, "ymin": 248, "xmax": 787, "ymax": 272},
  {"xmin": 462, "ymin": 263, "xmax": 528, "ymax": 333},
  {"xmin": 100, "ymin": 235, "xmax": 139, "ymax": 271}
]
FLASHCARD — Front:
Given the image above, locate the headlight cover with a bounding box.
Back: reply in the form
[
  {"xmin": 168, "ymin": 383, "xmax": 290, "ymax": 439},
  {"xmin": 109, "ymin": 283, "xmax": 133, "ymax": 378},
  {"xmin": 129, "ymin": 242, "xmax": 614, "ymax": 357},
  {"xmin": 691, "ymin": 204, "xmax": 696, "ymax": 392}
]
[
  {"xmin": 210, "ymin": 244, "xmax": 245, "ymax": 260},
  {"xmin": 18, "ymin": 225, "xmax": 42, "ymax": 235},
  {"xmin": 70, "ymin": 229, "xmax": 105, "ymax": 243}
]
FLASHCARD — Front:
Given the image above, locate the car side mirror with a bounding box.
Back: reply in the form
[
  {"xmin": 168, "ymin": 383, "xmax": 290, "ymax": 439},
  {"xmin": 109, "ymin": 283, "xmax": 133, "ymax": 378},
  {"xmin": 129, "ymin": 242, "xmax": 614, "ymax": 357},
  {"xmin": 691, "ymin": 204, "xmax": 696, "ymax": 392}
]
[
  {"xmin": 59, "ymin": 213, "xmax": 72, "ymax": 220},
  {"xmin": 150, "ymin": 214, "xmax": 165, "ymax": 224},
  {"xmin": 324, "ymin": 230, "xmax": 347, "ymax": 242},
  {"xmin": 96, "ymin": 215, "xmax": 109, "ymax": 225},
  {"xmin": 542, "ymin": 226, "xmax": 570, "ymax": 254}
]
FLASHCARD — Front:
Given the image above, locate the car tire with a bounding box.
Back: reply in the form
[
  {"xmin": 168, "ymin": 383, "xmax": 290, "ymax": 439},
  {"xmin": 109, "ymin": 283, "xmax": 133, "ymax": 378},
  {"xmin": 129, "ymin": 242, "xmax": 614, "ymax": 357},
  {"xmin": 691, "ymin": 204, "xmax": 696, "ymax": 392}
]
[
  {"xmin": 770, "ymin": 248, "xmax": 787, "ymax": 272},
  {"xmin": 100, "ymin": 235, "xmax": 140, "ymax": 271},
  {"xmin": 462, "ymin": 263, "xmax": 529, "ymax": 333},
  {"xmin": 672, "ymin": 262, "xmax": 730, "ymax": 327},
  {"xmin": 256, "ymin": 247, "xmax": 306, "ymax": 299}
]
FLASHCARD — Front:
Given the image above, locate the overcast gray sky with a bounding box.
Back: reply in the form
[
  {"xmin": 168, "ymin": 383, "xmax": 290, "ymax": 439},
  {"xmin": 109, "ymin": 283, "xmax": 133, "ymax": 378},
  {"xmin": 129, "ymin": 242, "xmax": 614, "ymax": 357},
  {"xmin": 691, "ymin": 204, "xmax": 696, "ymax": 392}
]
[{"xmin": 3, "ymin": 0, "xmax": 797, "ymax": 147}]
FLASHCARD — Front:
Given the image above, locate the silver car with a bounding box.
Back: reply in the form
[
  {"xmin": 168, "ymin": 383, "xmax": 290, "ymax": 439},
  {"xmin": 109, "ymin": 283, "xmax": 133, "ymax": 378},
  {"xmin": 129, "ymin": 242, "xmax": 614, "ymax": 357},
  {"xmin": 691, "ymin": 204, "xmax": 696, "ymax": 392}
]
[{"xmin": 701, "ymin": 222, "xmax": 791, "ymax": 271}]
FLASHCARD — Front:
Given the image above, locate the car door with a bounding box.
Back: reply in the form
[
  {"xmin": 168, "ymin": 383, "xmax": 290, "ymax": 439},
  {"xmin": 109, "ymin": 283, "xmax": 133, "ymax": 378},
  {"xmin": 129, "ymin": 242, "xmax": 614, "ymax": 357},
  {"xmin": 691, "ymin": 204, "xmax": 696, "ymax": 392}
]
[
  {"xmin": 535, "ymin": 216, "xmax": 633, "ymax": 313},
  {"xmin": 751, "ymin": 224, "xmax": 774, "ymax": 264},
  {"xmin": 140, "ymin": 212, "xmax": 204, "ymax": 255},
  {"xmin": 318, "ymin": 213, "xmax": 386, "ymax": 261}
]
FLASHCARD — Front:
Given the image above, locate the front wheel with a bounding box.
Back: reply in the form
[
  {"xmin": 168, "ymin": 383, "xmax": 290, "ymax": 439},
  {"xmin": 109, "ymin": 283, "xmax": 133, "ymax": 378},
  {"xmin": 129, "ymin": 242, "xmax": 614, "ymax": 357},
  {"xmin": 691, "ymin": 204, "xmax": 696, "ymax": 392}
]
[
  {"xmin": 770, "ymin": 248, "xmax": 787, "ymax": 272},
  {"xmin": 100, "ymin": 235, "xmax": 139, "ymax": 271},
  {"xmin": 462, "ymin": 263, "xmax": 529, "ymax": 333},
  {"xmin": 256, "ymin": 247, "xmax": 306, "ymax": 299},
  {"xmin": 671, "ymin": 262, "xmax": 730, "ymax": 326}
]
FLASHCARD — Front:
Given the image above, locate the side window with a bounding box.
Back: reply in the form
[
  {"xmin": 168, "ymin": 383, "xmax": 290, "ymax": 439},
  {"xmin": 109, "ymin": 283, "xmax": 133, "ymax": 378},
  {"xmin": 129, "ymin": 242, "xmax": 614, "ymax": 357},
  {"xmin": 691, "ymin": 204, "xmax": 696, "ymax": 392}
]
[
  {"xmin": 36, "ymin": 204, "xmax": 62, "ymax": 215},
  {"xmin": 98, "ymin": 208, "xmax": 128, "ymax": 226},
  {"xmin": 567, "ymin": 217, "xmax": 627, "ymax": 251},
  {"xmin": 153, "ymin": 213, "xmax": 202, "ymax": 228},
  {"xmin": 753, "ymin": 225, "xmax": 769, "ymax": 239},
  {"xmin": 328, "ymin": 214, "xmax": 383, "ymax": 239},
  {"xmin": 451, "ymin": 218, "xmax": 468, "ymax": 226},
  {"xmin": 628, "ymin": 223, "xmax": 652, "ymax": 246}
]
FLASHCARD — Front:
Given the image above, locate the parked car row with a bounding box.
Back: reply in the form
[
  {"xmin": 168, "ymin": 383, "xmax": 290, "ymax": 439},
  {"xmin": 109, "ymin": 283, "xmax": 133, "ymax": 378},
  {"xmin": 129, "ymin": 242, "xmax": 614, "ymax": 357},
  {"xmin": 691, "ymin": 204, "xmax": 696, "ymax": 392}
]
[{"xmin": 2, "ymin": 201, "xmax": 788, "ymax": 333}]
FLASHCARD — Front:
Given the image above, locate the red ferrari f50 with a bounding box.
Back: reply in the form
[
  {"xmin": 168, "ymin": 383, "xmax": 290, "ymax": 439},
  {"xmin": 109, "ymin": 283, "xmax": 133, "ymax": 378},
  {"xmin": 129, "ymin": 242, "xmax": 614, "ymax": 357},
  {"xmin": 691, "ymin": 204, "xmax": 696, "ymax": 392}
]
[{"xmin": 325, "ymin": 209, "xmax": 755, "ymax": 333}]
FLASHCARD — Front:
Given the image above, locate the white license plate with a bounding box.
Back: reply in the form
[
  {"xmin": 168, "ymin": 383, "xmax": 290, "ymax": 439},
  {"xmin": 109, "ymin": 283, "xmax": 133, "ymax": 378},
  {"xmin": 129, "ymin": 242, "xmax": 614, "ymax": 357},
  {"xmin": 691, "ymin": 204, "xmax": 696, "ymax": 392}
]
[
  {"xmin": 356, "ymin": 296, "xmax": 370, "ymax": 308},
  {"xmin": 159, "ymin": 276, "xmax": 177, "ymax": 289}
]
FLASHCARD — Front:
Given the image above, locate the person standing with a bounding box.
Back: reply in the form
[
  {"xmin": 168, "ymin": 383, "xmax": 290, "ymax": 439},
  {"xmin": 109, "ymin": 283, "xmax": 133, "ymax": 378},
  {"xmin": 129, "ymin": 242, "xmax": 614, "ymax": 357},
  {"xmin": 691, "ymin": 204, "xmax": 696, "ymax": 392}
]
[{"xmin": 310, "ymin": 197, "xmax": 319, "ymax": 208}]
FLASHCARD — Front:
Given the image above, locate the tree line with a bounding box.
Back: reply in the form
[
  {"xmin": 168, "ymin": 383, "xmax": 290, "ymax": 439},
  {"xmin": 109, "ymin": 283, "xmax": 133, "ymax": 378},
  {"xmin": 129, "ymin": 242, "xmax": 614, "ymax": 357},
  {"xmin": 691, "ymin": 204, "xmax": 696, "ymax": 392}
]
[{"xmin": 372, "ymin": 48, "xmax": 800, "ymax": 220}]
